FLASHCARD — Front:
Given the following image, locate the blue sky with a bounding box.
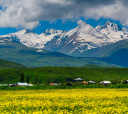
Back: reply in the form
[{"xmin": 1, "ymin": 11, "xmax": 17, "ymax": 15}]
[
  {"xmin": 0, "ymin": 0, "xmax": 128, "ymax": 35},
  {"xmin": 33, "ymin": 18, "xmax": 123, "ymax": 34},
  {"xmin": 0, "ymin": 18, "xmax": 123, "ymax": 35}
]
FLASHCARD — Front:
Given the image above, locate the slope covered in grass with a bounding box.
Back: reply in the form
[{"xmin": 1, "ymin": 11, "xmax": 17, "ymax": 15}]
[
  {"xmin": 0, "ymin": 59, "xmax": 26, "ymax": 69},
  {"xmin": 0, "ymin": 67, "xmax": 128, "ymax": 84}
]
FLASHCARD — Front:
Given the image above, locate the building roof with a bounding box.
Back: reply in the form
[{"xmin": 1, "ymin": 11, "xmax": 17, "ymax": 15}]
[
  {"xmin": 17, "ymin": 82, "xmax": 28, "ymax": 86},
  {"xmin": 49, "ymin": 83, "xmax": 58, "ymax": 85},
  {"xmin": 28, "ymin": 84, "xmax": 34, "ymax": 86},
  {"xmin": 100, "ymin": 81, "xmax": 111, "ymax": 84},
  {"xmin": 89, "ymin": 81, "xmax": 96, "ymax": 83},
  {"xmin": 74, "ymin": 78, "xmax": 84, "ymax": 81},
  {"xmin": 83, "ymin": 81, "xmax": 88, "ymax": 84}
]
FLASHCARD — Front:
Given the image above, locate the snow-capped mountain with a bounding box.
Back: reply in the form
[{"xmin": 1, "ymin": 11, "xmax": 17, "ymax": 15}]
[
  {"xmin": 1, "ymin": 21, "xmax": 128, "ymax": 56},
  {"xmin": 2, "ymin": 29, "xmax": 66, "ymax": 48},
  {"xmin": 95, "ymin": 21, "xmax": 127, "ymax": 42},
  {"xmin": 43, "ymin": 21, "xmax": 128, "ymax": 55}
]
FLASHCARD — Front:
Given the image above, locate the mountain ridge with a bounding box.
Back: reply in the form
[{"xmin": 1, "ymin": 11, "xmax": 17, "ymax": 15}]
[
  {"xmin": 1, "ymin": 21, "xmax": 127, "ymax": 57},
  {"xmin": 1, "ymin": 21, "xmax": 128, "ymax": 67},
  {"xmin": 0, "ymin": 35, "xmax": 120, "ymax": 67}
]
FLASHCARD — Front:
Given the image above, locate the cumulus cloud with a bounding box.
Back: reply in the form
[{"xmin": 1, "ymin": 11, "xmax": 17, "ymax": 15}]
[{"xmin": 0, "ymin": 0, "xmax": 128, "ymax": 29}]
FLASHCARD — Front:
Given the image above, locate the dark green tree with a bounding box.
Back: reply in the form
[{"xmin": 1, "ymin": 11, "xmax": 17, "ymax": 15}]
[
  {"xmin": 21, "ymin": 73, "xmax": 24, "ymax": 82},
  {"xmin": 27, "ymin": 76, "xmax": 29, "ymax": 83},
  {"xmin": 35, "ymin": 75, "xmax": 38, "ymax": 85}
]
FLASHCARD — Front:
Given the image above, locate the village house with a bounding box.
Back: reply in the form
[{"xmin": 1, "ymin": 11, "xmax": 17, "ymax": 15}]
[
  {"xmin": 88, "ymin": 81, "xmax": 96, "ymax": 84},
  {"xmin": 83, "ymin": 81, "xmax": 88, "ymax": 84},
  {"xmin": 49, "ymin": 83, "xmax": 59, "ymax": 85},
  {"xmin": 28, "ymin": 84, "xmax": 34, "ymax": 86},
  {"xmin": 17, "ymin": 82, "xmax": 28, "ymax": 86},
  {"xmin": 100, "ymin": 81, "xmax": 111, "ymax": 85},
  {"xmin": 74, "ymin": 78, "xmax": 84, "ymax": 82}
]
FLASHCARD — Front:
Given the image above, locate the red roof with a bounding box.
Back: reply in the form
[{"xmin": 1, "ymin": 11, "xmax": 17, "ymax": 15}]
[
  {"xmin": 83, "ymin": 81, "xmax": 88, "ymax": 84},
  {"xmin": 49, "ymin": 83, "xmax": 55, "ymax": 85}
]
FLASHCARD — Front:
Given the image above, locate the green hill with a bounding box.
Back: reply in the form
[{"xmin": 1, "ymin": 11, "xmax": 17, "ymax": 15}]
[
  {"xmin": 82, "ymin": 64, "xmax": 104, "ymax": 68},
  {"xmin": 76, "ymin": 39, "xmax": 128, "ymax": 57},
  {"xmin": 0, "ymin": 67, "xmax": 128, "ymax": 84},
  {"xmin": 76, "ymin": 39, "xmax": 128, "ymax": 67},
  {"xmin": 0, "ymin": 37, "xmax": 120, "ymax": 67},
  {"xmin": 0, "ymin": 59, "xmax": 26, "ymax": 69}
]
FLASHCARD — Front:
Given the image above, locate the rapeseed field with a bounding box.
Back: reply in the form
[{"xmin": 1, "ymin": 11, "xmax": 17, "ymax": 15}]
[{"xmin": 0, "ymin": 89, "xmax": 128, "ymax": 114}]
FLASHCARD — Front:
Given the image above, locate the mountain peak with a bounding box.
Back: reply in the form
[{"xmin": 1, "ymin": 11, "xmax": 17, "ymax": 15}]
[
  {"xmin": 44, "ymin": 29, "xmax": 64, "ymax": 35},
  {"xmin": 25, "ymin": 29, "xmax": 35, "ymax": 34},
  {"xmin": 96, "ymin": 21, "xmax": 123, "ymax": 31},
  {"xmin": 77, "ymin": 21, "xmax": 87, "ymax": 29},
  {"xmin": 105, "ymin": 21, "xmax": 113, "ymax": 25}
]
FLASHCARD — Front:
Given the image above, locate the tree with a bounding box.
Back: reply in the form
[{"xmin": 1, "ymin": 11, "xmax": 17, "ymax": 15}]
[
  {"xmin": 21, "ymin": 73, "xmax": 24, "ymax": 82},
  {"xmin": 122, "ymin": 78, "xmax": 128, "ymax": 84},
  {"xmin": 35, "ymin": 75, "xmax": 38, "ymax": 85},
  {"xmin": 27, "ymin": 76, "xmax": 29, "ymax": 83}
]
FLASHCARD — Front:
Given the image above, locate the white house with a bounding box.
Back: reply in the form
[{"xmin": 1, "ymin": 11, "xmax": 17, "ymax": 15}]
[
  {"xmin": 28, "ymin": 84, "xmax": 34, "ymax": 86},
  {"xmin": 74, "ymin": 78, "xmax": 84, "ymax": 81},
  {"xmin": 17, "ymin": 82, "xmax": 28, "ymax": 86},
  {"xmin": 89, "ymin": 81, "xmax": 96, "ymax": 84},
  {"xmin": 100, "ymin": 81, "xmax": 111, "ymax": 85}
]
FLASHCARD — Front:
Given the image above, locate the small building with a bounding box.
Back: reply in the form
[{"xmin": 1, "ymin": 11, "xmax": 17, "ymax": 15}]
[
  {"xmin": 9, "ymin": 84, "xmax": 17, "ymax": 87},
  {"xmin": 28, "ymin": 84, "xmax": 34, "ymax": 86},
  {"xmin": 100, "ymin": 81, "xmax": 111, "ymax": 85},
  {"xmin": 88, "ymin": 81, "xmax": 96, "ymax": 84},
  {"xmin": 83, "ymin": 81, "xmax": 88, "ymax": 84},
  {"xmin": 17, "ymin": 82, "xmax": 28, "ymax": 86},
  {"xmin": 49, "ymin": 83, "xmax": 58, "ymax": 85},
  {"xmin": 74, "ymin": 78, "xmax": 84, "ymax": 82}
]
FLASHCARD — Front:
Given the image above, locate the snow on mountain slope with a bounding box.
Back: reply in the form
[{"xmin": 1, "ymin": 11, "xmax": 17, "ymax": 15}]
[
  {"xmin": 70, "ymin": 21, "xmax": 128, "ymax": 47},
  {"xmin": 9, "ymin": 29, "xmax": 44, "ymax": 48},
  {"xmin": 65, "ymin": 21, "xmax": 128, "ymax": 55},
  {"xmin": 43, "ymin": 21, "xmax": 128, "ymax": 55},
  {"xmin": 2, "ymin": 29, "xmax": 65, "ymax": 48},
  {"xmin": 0, "ymin": 21, "xmax": 128, "ymax": 57},
  {"xmin": 96, "ymin": 21, "xmax": 128, "ymax": 42}
]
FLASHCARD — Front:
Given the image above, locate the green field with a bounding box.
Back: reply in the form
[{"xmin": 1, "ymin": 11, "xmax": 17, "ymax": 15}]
[{"xmin": 0, "ymin": 67, "xmax": 128, "ymax": 84}]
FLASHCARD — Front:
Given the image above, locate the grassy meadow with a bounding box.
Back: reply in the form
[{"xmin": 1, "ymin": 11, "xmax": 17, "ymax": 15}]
[
  {"xmin": 1, "ymin": 89, "xmax": 128, "ymax": 114},
  {"xmin": 1, "ymin": 67, "xmax": 128, "ymax": 84},
  {"xmin": 0, "ymin": 59, "xmax": 26, "ymax": 69}
]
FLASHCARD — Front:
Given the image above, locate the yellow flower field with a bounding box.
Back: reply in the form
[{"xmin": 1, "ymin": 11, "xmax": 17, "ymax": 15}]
[{"xmin": 1, "ymin": 89, "xmax": 128, "ymax": 114}]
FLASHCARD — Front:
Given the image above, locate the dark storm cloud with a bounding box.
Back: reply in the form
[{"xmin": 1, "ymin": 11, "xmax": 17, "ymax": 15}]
[
  {"xmin": 37, "ymin": 0, "xmax": 116, "ymax": 20},
  {"xmin": 73, "ymin": 0, "xmax": 115, "ymax": 5}
]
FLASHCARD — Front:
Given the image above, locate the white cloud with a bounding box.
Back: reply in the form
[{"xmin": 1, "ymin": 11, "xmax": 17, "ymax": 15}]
[
  {"xmin": 77, "ymin": 20, "xmax": 84, "ymax": 25},
  {"xmin": 84, "ymin": 1, "xmax": 128, "ymax": 26},
  {"xmin": 0, "ymin": 0, "xmax": 128, "ymax": 29}
]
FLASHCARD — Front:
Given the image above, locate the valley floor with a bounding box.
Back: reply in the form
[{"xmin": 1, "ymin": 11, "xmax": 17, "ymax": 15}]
[{"xmin": 1, "ymin": 89, "xmax": 128, "ymax": 113}]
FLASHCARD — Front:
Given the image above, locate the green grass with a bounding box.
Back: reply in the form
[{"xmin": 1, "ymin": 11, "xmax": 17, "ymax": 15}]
[
  {"xmin": 0, "ymin": 59, "xmax": 26, "ymax": 69},
  {"xmin": 82, "ymin": 64, "xmax": 104, "ymax": 68},
  {"xmin": 0, "ymin": 67, "xmax": 128, "ymax": 84}
]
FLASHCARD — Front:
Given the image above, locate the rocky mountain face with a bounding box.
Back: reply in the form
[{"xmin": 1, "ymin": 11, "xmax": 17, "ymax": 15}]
[{"xmin": 1, "ymin": 21, "xmax": 128, "ymax": 57}]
